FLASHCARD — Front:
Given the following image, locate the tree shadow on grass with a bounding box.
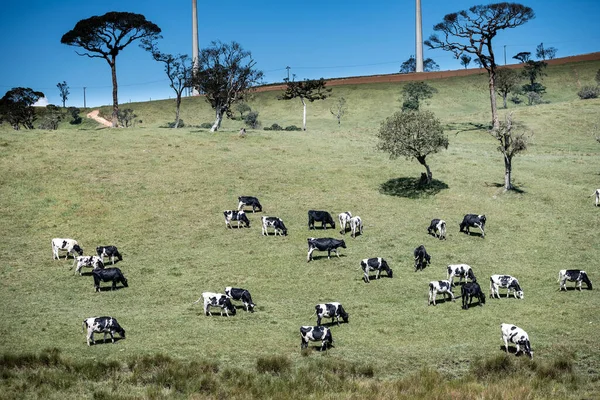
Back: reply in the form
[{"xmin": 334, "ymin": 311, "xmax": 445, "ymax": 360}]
[
  {"xmin": 380, "ymin": 177, "xmax": 448, "ymax": 199},
  {"xmin": 485, "ymin": 182, "xmax": 526, "ymax": 194}
]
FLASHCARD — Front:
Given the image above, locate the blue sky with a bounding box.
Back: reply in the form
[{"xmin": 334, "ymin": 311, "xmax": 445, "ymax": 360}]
[{"xmin": 1, "ymin": 0, "xmax": 598, "ymax": 108}]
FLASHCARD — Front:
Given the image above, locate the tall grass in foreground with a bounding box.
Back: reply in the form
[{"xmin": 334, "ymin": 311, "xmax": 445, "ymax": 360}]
[{"xmin": 0, "ymin": 348, "xmax": 593, "ymax": 399}]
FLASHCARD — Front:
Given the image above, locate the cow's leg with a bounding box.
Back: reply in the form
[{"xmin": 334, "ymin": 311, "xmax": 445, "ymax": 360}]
[
  {"xmin": 577, "ymin": 280, "xmax": 582, "ymax": 291},
  {"xmin": 109, "ymin": 331, "xmax": 115, "ymax": 343},
  {"xmin": 504, "ymin": 338, "xmax": 509, "ymax": 353},
  {"xmin": 327, "ymin": 249, "xmax": 331, "ymax": 259},
  {"xmin": 364, "ymin": 271, "xmax": 370, "ymax": 283},
  {"xmin": 476, "ymin": 223, "xmax": 485, "ymax": 238},
  {"xmin": 334, "ymin": 249, "xmax": 340, "ymax": 258},
  {"xmin": 432, "ymin": 290, "xmax": 437, "ymax": 306},
  {"xmin": 307, "ymin": 247, "xmax": 315, "ymax": 262},
  {"xmin": 87, "ymin": 329, "xmax": 94, "ymax": 346}
]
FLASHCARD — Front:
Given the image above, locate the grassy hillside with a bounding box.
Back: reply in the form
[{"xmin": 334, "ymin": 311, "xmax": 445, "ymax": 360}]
[{"xmin": 1, "ymin": 60, "xmax": 599, "ymax": 398}]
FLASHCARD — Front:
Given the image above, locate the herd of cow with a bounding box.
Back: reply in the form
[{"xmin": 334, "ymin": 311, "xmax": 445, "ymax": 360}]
[{"xmin": 54, "ymin": 194, "xmax": 594, "ymax": 355}]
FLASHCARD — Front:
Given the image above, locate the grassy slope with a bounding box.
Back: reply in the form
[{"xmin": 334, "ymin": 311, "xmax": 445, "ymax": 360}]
[{"xmin": 1, "ymin": 60, "xmax": 599, "ymax": 398}]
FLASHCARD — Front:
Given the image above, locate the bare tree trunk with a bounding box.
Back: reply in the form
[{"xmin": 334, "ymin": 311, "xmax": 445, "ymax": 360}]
[
  {"xmin": 301, "ymin": 96, "xmax": 307, "ymax": 131},
  {"xmin": 174, "ymin": 94, "xmax": 182, "ymax": 128},
  {"xmin": 210, "ymin": 108, "xmax": 223, "ymax": 132},
  {"xmin": 110, "ymin": 58, "xmax": 119, "ymax": 128},
  {"xmin": 502, "ymin": 93, "xmax": 507, "ymax": 109},
  {"xmin": 417, "ymin": 156, "xmax": 432, "ymax": 184},
  {"xmin": 488, "ymin": 70, "xmax": 499, "ymax": 129},
  {"xmin": 504, "ymin": 154, "xmax": 513, "ymax": 191}
]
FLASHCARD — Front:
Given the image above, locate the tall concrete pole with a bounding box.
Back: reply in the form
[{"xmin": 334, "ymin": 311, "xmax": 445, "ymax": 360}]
[
  {"xmin": 415, "ymin": 0, "xmax": 424, "ymax": 72},
  {"xmin": 192, "ymin": 0, "xmax": 199, "ymax": 95}
]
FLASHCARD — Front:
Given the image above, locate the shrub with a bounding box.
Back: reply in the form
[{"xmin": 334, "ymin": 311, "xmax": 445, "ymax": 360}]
[
  {"xmin": 284, "ymin": 125, "xmax": 301, "ymax": 131},
  {"xmin": 264, "ymin": 123, "xmax": 283, "ymax": 131},
  {"xmin": 68, "ymin": 107, "xmax": 82, "ymax": 124},
  {"xmin": 165, "ymin": 119, "xmax": 185, "ymax": 128},
  {"xmin": 38, "ymin": 105, "xmax": 63, "ymax": 130},
  {"xmin": 200, "ymin": 122, "xmax": 213, "ymax": 129},
  {"xmin": 577, "ymin": 85, "xmax": 600, "ymax": 100},
  {"xmin": 526, "ymin": 91, "xmax": 544, "ymax": 106},
  {"xmin": 510, "ymin": 95, "xmax": 522, "ymax": 104},
  {"xmin": 256, "ymin": 355, "xmax": 291, "ymax": 375},
  {"xmin": 117, "ymin": 108, "xmax": 136, "ymax": 127},
  {"xmin": 244, "ymin": 111, "xmax": 260, "ymax": 129}
]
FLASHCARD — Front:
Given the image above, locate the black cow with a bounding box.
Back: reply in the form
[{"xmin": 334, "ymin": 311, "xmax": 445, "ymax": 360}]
[
  {"xmin": 461, "ymin": 281, "xmax": 486, "ymax": 309},
  {"xmin": 238, "ymin": 196, "xmax": 262, "ymax": 212},
  {"xmin": 307, "ymin": 237, "xmax": 346, "ymax": 262},
  {"xmin": 314, "ymin": 302, "xmax": 349, "ymax": 326},
  {"xmin": 308, "ymin": 210, "xmax": 336, "ymax": 230},
  {"xmin": 96, "ymin": 246, "xmax": 123, "ymax": 265},
  {"xmin": 224, "ymin": 210, "xmax": 250, "ymax": 228},
  {"xmin": 558, "ymin": 269, "xmax": 593, "ymax": 291},
  {"xmin": 360, "ymin": 257, "xmax": 393, "ymax": 283},
  {"xmin": 92, "ymin": 268, "xmax": 128, "ymax": 292},
  {"xmin": 83, "ymin": 316, "xmax": 125, "ymax": 346},
  {"xmin": 413, "ymin": 245, "xmax": 431, "ymax": 271},
  {"xmin": 225, "ymin": 286, "xmax": 255, "ymax": 312},
  {"xmin": 460, "ymin": 214, "xmax": 486, "ymax": 237},
  {"xmin": 300, "ymin": 326, "xmax": 333, "ymax": 351},
  {"xmin": 427, "ymin": 219, "xmax": 446, "ymax": 240}
]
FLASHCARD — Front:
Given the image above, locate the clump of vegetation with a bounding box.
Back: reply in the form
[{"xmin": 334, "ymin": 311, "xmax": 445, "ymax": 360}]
[
  {"xmin": 264, "ymin": 123, "xmax": 283, "ymax": 131},
  {"xmin": 200, "ymin": 122, "xmax": 213, "ymax": 129},
  {"xmin": 38, "ymin": 105, "xmax": 63, "ymax": 130},
  {"xmin": 256, "ymin": 355, "xmax": 291, "ymax": 375},
  {"xmin": 163, "ymin": 119, "xmax": 185, "ymax": 128},
  {"xmin": 244, "ymin": 110, "xmax": 260, "ymax": 129},
  {"xmin": 117, "ymin": 108, "xmax": 137, "ymax": 127},
  {"xmin": 577, "ymin": 85, "xmax": 599, "ymax": 99},
  {"xmin": 330, "ymin": 97, "xmax": 347, "ymax": 125},
  {"xmin": 67, "ymin": 107, "xmax": 82, "ymax": 124},
  {"xmin": 285, "ymin": 125, "xmax": 301, "ymax": 131},
  {"xmin": 0, "ymin": 87, "xmax": 45, "ymax": 130},
  {"xmin": 400, "ymin": 81, "xmax": 437, "ymax": 111}
]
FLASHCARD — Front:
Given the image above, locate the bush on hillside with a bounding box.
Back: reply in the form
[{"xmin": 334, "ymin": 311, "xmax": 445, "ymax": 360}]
[
  {"xmin": 68, "ymin": 107, "xmax": 82, "ymax": 124},
  {"xmin": 264, "ymin": 123, "xmax": 283, "ymax": 131},
  {"xmin": 244, "ymin": 111, "xmax": 260, "ymax": 129},
  {"xmin": 38, "ymin": 105, "xmax": 63, "ymax": 130},
  {"xmin": 577, "ymin": 85, "xmax": 599, "ymax": 100},
  {"xmin": 200, "ymin": 122, "xmax": 213, "ymax": 129},
  {"xmin": 164, "ymin": 119, "xmax": 185, "ymax": 128},
  {"xmin": 117, "ymin": 108, "xmax": 137, "ymax": 127},
  {"xmin": 284, "ymin": 125, "xmax": 301, "ymax": 131}
]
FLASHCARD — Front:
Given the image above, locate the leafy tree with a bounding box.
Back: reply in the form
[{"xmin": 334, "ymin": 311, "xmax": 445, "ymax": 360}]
[
  {"xmin": 38, "ymin": 104, "xmax": 63, "ymax": 130},
  {"xmin": 401, "ymin": 81, "xmax": 437, "ymax": 111},
  {"xmin": 192, "ymin": 41, "xmax": 263, "ymax": 132},
  {"xmin": 57, "ymin": 81, "xmax": 69, "ymax": 107},
  {"xmin": 278, "ymin": 78, "xmax": 331, "ymax": 131},
  {"xmin": 0, "ymin": 87, "xmax": 45, "ymax": 130},
  {"xmin": 145, "ymin": 42, "xmax": 192, "ymax": 129},
  {"xmin": 512, "ymin": 52, "xmax": 531, "ymax": 63},
  {"xmin": 536, "ymin": 42, "xmax": 557, "ymax": 60},
  {"xmin": 426, "ymin": 3, "xmax": 535, "ymax": 129},
  {"xmin": 236, "ymin": 102, "xmax": 251, "ymax": 119},
  {"xmin": 68, "ymin": 107, "xmax": 82, "ymax": 124},
  {"xmin": 243, "ymin": 110, "xmax": 260, "ymax": 129},
  {"xmin": 460, "ymin": 54, "xmax": 472, "ymax": 69},
  {"xmin": 495, "ymin": 68, "xmax": 521, "ymax": 108},
  {"xmin": 490, "ymin": 112, "xmax": 532, "ymax": 190},
  {"xmin": 330, "ymin": 97, "xmax": 347, "ymax": 125},
  {"xmin": 376, "ymin": 110, "xmax": 448, "ymax": 184},
  {"xmin": 473, "ymin": 58, "xmax": 483, "ymax": 68},
  {"xmin": 521, "ymin": 60, "xmax": 547, "ymax": 99},
  {"xmin": 61, "ymin": 12, "xmax": 161, "ymax": 127},
  {"xmin": 117, "ymin": 108, "xmax": 137, "ymax": 127},
  {"xmin": 399, "ymin": 55, "xmax": 440, "ymax": 73}
]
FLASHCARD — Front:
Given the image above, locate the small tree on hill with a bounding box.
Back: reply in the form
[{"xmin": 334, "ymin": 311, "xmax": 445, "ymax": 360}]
[
  {"xmin": 490, "ymin": 112, "xmax": 532, "ymax": 191},
  {"xmin": 236, "ymin": 102, "xmax": 251, "ymax": 119},
  {"xmin": 192, "ymin": 41, "xmax": 263, "ymax": 132},
  {"xmin": 61, "ymin": 12, "xmax": 161, "ymax": 127},
  {"xmin": 536, "ymin": 43, "xmax": 557, "ymax": 60},
  {"xmin": 376, "ymin": 110, "xmax": 448, "ymax": 184},
  {"xmin": 117, "ymin": 108, "xmax": 137, "ymax": 127},
  {"xmin": 495, "ymin": 68, "xmax": 521, "ymax": 108},
  {"xmin": 460, "ymin": 54, "xmax": 472, "ymax": 69},
  {"xmin": 0, "ymin": 87, "xmax": 45, "ymax": 130},
  {"xmin": 330, "ymin": 97, "xmax": 347, "ymax": 125},
  {"xmin": 401, "ymin": 81, "xmax": 437, "ymax": 111},
  {"xmin": 278, "ymin": 78, "xmax": 331, "ymax": 131},
  {"xmin": 399, "ymin": 55, "xmax": 440, "ymax": 73},
  {"xmin": 512, "ymin": 52, "xmax": 531, "ymax": 63},
  {"xmin": 522, "ymin": 60, "xmax": 547, "ymax": 104},
  {"xmin": 57, "ymin": 81, "xmax": 69, "ymax": 107},
  {"xmin": 39, "ymin": 104, "xmax": 63, "ymax": 130}
]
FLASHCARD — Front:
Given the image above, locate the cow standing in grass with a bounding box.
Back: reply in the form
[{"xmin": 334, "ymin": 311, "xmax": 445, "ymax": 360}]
[
  {"xmin": 338, "ymin": 212, "xmax": 352, "ymax": 234},
  {"xmin": 501, "ymin": 323, "xmax": 533, "ymax": 359},
  {"xmin": 558, "ymin": 270, "xmax": 592, "ymax": 291}
]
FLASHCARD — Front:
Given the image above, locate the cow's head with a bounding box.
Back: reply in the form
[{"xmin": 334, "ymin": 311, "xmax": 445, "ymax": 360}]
[
  {"xmin": 240, "ymin": 213, "xmax": 250, "ymax": 228},
  {"xmin": 467, "ymin": 269, "xmax": 476, "ymax": 281},
  {"xmin": 339, "ymin": 240, "xmax": 346, "ymax": 249},
  {"xmin": 121, "ymin": 276, "xmax": 128, "ymax": 288},
  {"xmin": 224, "ymin": 298, "xmax": 237, "ymax": 315},
  {"xmin": 521, "ymin": 338, "xmax": 533, "ymax": 359},
  {"xmin": 582, "ymin": 273, "xmax": 593, "ymax": 290},
  {"xmin": 387, "ymin": 267, "xmax": 393, "ymax": 278},
  {"xmin": 339, "ymin": 308, "xmax": 349, "ymax": 324},
  {"xmin": 116, "ymin": 326, "xmax": 126, "ymax": 339},
  {"xmin": 515, "ymin": 290, "xmax": 524, "ymax": 299},
  {"xmin": 73, "ymin": 244, "xmax": 84, "ymax": 256}
]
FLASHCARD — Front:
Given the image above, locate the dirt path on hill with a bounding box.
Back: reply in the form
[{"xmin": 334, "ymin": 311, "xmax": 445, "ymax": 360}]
[{"xmin": 86, "ymin": 110, "xmax": 112, "ymax": 127}]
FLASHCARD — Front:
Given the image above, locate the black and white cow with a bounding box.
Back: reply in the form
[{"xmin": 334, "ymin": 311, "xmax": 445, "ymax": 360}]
[
  {"xmin": 225, "ymin": 286, "xmax": 255, "ymax": 312},
  {"xmin": 300, "ymin": 326, "xmax": 333, "ymax": 351},
  {"xmin": 501, "ymin": 323, "xmax": 533, "ymax": 359},
  {"xmin": 592, "ymin": 189, "xmax": 600, "ymax": 207},
  {"xmin": 92, "ymin": 268, "xmax": 128, "ymax": 292},
  {"xmin": 427, "ymin": 219, "xmax": 446, "ymax": 240},
  {"xmin": 360, "ymin": 257, "xmax": 393, "ymax": 283},
  {"xmin": 75, "ymin": 255, "xmax": 104, "ymax": 275},
  {"xmin": 261, "ymin": 216, "xmax": 287, "ymax": 236},
  {"xmin": 82, "ymin": 316, "xmax": 125, "ymax": 346},
  {"xmin": 338, "ymin": 211, "xmax": 352, "ymax": 234},
  {"xmin": 558, "ymin": 269, "xmax": 593, "ymax": 291},
  {"xmin": 490, "ymin": 275, "xmax": 524, "ymax": 299},
  {"xmin": 195, "ymin": 292, "xmax": 237, "ymax": 317},
  {"xmin": 224, "ymin": 210, "xmax": 250, "ymax": 228},
  {"xmin": 307, "ymin": 237, "xmax": 346, "ymax": 262},
  {"xmin": 428, "ymin": 280, "xmax": 454, "ymax": 306},
  {"xmin": 51, "ymin": 238, "xmax": 83, "ymax": 260},
  {"xmin": 447, "ymin": 264, "xmax": 476, "ymax": 286},
  {"xmin": 414, "ymin": 245, "xmax": 431, "ymax": 271},
  {"xmin": 308, "ymin": 210, "xmax": 336, "ymax": 230},
  {"xmin": 459, "ymin": 214, "xmax": 486, "ymax": 238},
  {"xmin": 313, "ymin": 302, "xmax": 349, "ymax": 326},
  {"xmin": 96, "ymin": 246, "xmax": 122, "ymax": 265},
  {"xmin": 461, "ymin": 281, "xmax": 486, "ymax": 310},
  {"xmin": 238, "ymin": 196, "xmax": 262, "ymax": 212},
  {"xmin": 350, "ymin": 216, "xmax": 363, "ymax": 238}
]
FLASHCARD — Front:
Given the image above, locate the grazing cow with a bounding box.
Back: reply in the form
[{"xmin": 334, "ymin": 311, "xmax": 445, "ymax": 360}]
[
  {"xmin": 261, "ymin": 216, "xmax": 287, "ymax": 236},
  {"xmin": 350, "ymin": 216, "xmax": 363, "ymax": 238},
  {"xmin": 461, "ymin": 281, "xmax": 486, "ymax": 309},
  {"xmin": 428, "ymin": 280, "xmax": 455, "ymax": 306},
  {"xmin": 224, "ymin": 210, "xmax": 250, "ymax": 228},
  {"xmin": 307, "ymin": 237, "xmax": 346, "ymax": 262},
  {"xmin": 313, "ymin": 302, "xmax": 349, "ymax": 326},
  {"xmin": 501, "ymin": 323, "xmax": 533, "ymax": 359},
  {"xmin": 447, "ymin": 264, "xmax": 476, "ymax": 286},
  {"xmin": 338, "ymin": 211, "xmax": 352, "ymax": 234},
  {"xmin": 51, "ymin": 238, "xmax": 83, "ymax": 261},
  {"xmin": 459, "ymin": 214, "xmax": 486, "ymax": 238},
  {"xmin": 414, "ymin": 245, "xmax": 431, "ymax": 271},
  {"xmin": 225, "ymin": 286, "xmax": 255, "ymax": 312},
  {"xmin": 96, "ymin": 246, "xmax": 122, "ymax": 265},
  {"xmin": 308, "ymin": 210, "xmax": 336, "ymax": 230},
  {"xmin": 427, "ymin": 219, "xmax": 446, "ymax": 240},
  {"xmin": 360, "ymin": 257, "xmax": 393, "ymax": 283},
  {"xmin": 82, "ymin": 316, "xmax": 125, "ymax": 346},
  {"xmin": 92, "ymin": 268, "xmax": 128, "ymax": 292},
  {"xmin": 490, "ymin": 275, "xmax": 524, "ymax": 299},
  {"xmin": 593, "ymin": 189, "xmax": 600, "ymax": 207},
  {"xmin": 238, "ymin": 196, "xmax": 262, "ymax": 212},
  {"xmin": 558, "ymin": 269, "xmax": 593, "ymax": 291},
  {"xmin": 300, "ymin": 326, "xmax": 333, "ymax": 351},
  {"xmin": 75, "ymin": 255, "xmax": 104, "ymax": 275},
  {"xmin": 194, "ymin": 292, "xmax": 237, "ymax": 317}
]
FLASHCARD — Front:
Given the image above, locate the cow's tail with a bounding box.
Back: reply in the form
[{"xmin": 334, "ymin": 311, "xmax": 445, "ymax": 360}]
[
  {"xmin": 192, "ymin": 297, "xmax": 203, "ymax": 305},
  {"xmin": 82, "ymin": 319, "xmax": 87, "ymax": 333},
  {"xmin": 557, "ymin": 271, "xmax": 561, "ymax": 283}
]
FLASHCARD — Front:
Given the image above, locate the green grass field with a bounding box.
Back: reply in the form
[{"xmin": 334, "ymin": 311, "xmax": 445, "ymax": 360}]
[{"xmin": 1, "ymin": 60, "xmax": 599, "ymax": 399}]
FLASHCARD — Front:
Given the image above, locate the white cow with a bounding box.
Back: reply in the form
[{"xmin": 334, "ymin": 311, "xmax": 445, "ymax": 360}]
[
  {"xmin": 447, "ymin": 264, "xmax": 476, "ymax": 286},
  {"xmin": 74, "ymin": 255, "xmax": 104, "ymax": 275},
  {"xmin": 194, "ymin": 292, "xmax": 237, "ymax": 317},
  {"xmin": 350, "ymin": 216, "xmax": 363, "ymax": 238},
  {"xmin": 501, "ymin": 323, "xmax": 533, "ymax": 359},
  {"xmin": 428, "ymin": 280, "xmax": 455, "ymax": 306},
  {"xmin": 51, "ymin": 238, "xmax": 83, "ymax": 261},
  {"xmin": 490, "ymin": 275, "xmax": 524, "ymax": 299},
  {"xmin": 338, "ymin": 212, "xmax": 352, "ymax": 234}
]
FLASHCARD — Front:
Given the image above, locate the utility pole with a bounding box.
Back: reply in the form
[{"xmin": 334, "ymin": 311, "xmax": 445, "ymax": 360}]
[
  {"xmin": 285, "ymin": 66, "xmax": 290, "ymax": 81},
  {"xmin": 192, "ymin": 0, "xmax": 200, "ymax": 95},
  {"xmin": 83, "ymin": 87, "xmax": 86, "ymax": 108},
  {"xmin": 504, "ymin": 45, "xmax": 507, "ymax": 65},
  {"xmin": 415, "ymin": 0, "xmax": 424, "ymax": 72}
]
